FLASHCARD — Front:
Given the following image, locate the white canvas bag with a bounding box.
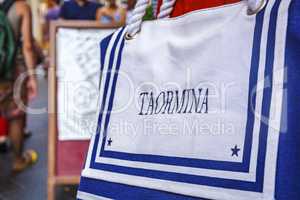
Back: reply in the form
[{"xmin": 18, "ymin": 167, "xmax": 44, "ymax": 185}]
[{"xmin": 79, "ymin": 0, "xmax": 291, "ymax": 199}]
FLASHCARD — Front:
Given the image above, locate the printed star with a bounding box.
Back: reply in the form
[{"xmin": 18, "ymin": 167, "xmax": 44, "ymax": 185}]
[
  {"xmin": 107, "ymin": 138, "xmax": 113, "ymax": 146},
  {"xmin": 231, "ymin": 145, "xmax": 240, "ymax": 157}
]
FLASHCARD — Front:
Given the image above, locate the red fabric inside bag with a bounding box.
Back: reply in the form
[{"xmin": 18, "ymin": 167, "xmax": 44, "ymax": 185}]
[{"xmin": 157, "ymin": 0, "xmax": 242, "ymax": 17}]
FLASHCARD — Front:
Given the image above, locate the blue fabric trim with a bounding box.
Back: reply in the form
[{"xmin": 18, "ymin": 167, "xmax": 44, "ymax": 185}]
[
  {"xmin": 100, "ymin": 37, "xmax": 126, "ymax": 154},
  {"xmin": 100, "ymin": 34, "xmax": 114, "ymax": 71},
  {"xmin": 253, "ymin": 0, "xmax": 283, "ymax": 192},
  {"xmin": 79, "ymin": 177, "xmax": 203, "ymax": 200},
  {"xmin": 93, "ymin": 28, "xmax": 125, "ymax": 165},
  {"xmin": 275, "ymin": 0, "xmax": 300, "ymax": 199}
]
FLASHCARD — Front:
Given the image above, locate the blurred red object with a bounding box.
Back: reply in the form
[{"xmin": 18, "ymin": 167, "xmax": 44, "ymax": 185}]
[
  {"xmin": 157, "ymin": 0, "xmax": 241, "ymax": 17},
  {"xmin": 0, "ymin": 117, "xmax": 8, "ymax": 137}
]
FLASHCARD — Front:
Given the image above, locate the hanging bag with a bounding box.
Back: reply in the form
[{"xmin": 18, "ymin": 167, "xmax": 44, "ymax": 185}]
[
  {"xmin": 0, "ymin": 0, "xmax": 16, "ymax": 80},
  {"xmin": 78, "ymin": 0, "xmax": 293, "ymax": 199}
]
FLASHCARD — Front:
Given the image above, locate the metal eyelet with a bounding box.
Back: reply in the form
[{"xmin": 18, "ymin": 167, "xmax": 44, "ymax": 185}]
[
  {"xmin": 125, "ymin": 32, "xmax": 135, "ymax": 40},
  {"xmin": 247, "ymin": 0, "xmax": 267, "ymax": 15}
]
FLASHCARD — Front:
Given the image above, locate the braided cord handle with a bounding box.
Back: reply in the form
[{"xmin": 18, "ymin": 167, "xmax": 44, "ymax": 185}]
[
  {"xmin": 127, "ymin": 0, "xmax": 266, "ymax": 38},
  {"xmin": 127, "ymin": 0, "xmax": 149, "ymax": 38},
  {"xmin": 157, "ymin": 0, "xmax": 176, "ymax": 19}
]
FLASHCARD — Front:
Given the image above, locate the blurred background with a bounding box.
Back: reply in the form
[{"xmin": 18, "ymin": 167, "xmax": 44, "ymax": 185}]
[{"xmin": 0, "ymin": 0, "xmax": 158, "ymax": 199}]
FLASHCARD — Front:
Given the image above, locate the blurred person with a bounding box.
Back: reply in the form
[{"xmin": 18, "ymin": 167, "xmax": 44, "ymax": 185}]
[
  {"xmin": 42, "ymin": 0, "xmax": 60, "ymax": 43},
  {"xmin": 0, "ymin": 0, "xmax": 38, "ymax": 172},
  {"xmin": 45, "ymin": 0, "xmax": 60, "ymax": 21},
  {"xmin": 43, "ymin": 0, "xmax": 60, "ymax": 39},
  {"xmin": 60, "ymin": 0, "xmax": 102, "ymax": 20},
  {"xmin": 41, "ymin": 0, "xmax": 60, "ymax": 74},
  {"xmin": 96, "ymin": 0, "xmax": 126, "ymax": 26}
]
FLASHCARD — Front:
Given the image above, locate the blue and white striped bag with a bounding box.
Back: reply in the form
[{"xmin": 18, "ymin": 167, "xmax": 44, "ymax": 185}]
[{"xmin": 78, "ymin": 0, "xmax": 300, "ymax": 199}]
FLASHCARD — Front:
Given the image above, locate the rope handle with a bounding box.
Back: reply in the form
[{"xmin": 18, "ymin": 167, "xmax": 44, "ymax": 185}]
[
  {"xmin": 157, "ymin": 0, "xmax": 176, "ymax": 19},
  {"xmin": 126, "ymin": 0, "xmax": 149, "ymax": 39},
  {"xmin": 126, "ymin": 0, "xmax": 266, "ymax": 39}
]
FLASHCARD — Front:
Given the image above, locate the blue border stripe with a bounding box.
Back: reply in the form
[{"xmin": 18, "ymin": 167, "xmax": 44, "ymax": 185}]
[
  {"xmin": 100, "ymin": 36, "xmax": 126, "ymax": 154},
  {"xmin": 100, "ymin": 34, "xmax": 113, "ymax": 71},
  {"xmin": 242, "ymin": 0, "xmax": 266, "ymax": 169},
  {"xmin": 254, "ymin": 0, "xmax": 282, "ymax": 192},
  {"xmin": 94, "ymin": 29, "xmax": 124, "ymax": 139},
  {"xmin": 90, "ymin": 161, "xmax": 260, "ymax": 191},
  {"xmin": 79, "ymin": 177, "xmax": 204, "ymax": 200},
  {"xmin": 91, "ymin": 29, "xmax": 124, "ymax": 169}
]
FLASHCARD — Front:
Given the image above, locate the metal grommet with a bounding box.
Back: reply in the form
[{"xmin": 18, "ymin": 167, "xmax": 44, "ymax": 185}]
[
  {"xmin": 125, "ymin": 32, "xmax": 135, "ymax": 40},
  {"xmin": 247, "ymin": 0, "xmax": 267, "ymax": 15}
]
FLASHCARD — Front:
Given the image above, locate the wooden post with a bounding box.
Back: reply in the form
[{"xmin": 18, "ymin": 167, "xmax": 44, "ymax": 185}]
[
  {"xmin": 48, "ymin": 20, "xmax": 58, "ymax": 200},
  {"xmin": 47, "ymin": 177, "xmax": 56, "ymax": 200},
  {"xmin": 47, "ymin": 20, "xmax": 118, "ymax": 200}
]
